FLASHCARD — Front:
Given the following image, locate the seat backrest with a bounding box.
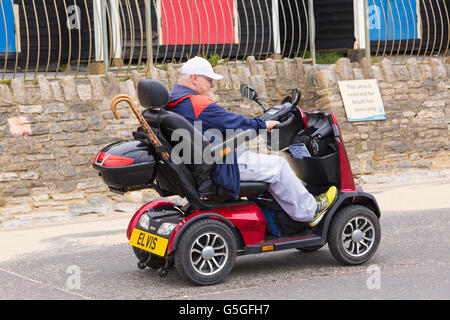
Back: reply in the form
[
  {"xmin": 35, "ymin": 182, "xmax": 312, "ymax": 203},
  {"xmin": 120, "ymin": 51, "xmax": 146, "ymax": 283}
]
[
  {"xmin": 137, "ymin": 79, "xmax": 212, "ymax": 159},
  {"xmin": 142, "ymin": 109, "xmax": 211, "ymax": 162},
  {"xmin": 137, "ymin": 79, "xmax": 169, "ymax": 108},
  {"xmin": 137, "ymin": 79, "xmax": 217, "ymax": 199},
  {"xmin": 143, "ymin": 108, "xmax": 218, "ymax": 197}
]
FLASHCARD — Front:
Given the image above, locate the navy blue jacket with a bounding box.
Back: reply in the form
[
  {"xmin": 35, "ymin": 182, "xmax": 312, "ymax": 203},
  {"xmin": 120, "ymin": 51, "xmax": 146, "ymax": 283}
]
[{"xmin": 166, "ymin": 84, "xmax": 266, "ymax": 198}]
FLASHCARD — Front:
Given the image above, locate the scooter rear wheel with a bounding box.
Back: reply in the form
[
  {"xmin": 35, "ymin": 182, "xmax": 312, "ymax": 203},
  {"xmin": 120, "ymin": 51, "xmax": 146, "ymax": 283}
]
[
  {"xmin": 175, "ymin": 219, "xmax": 237, "ymax": 285},
  {"xmin": 327, "ymin": 205, "xmax": 381, "ymax": 265}
]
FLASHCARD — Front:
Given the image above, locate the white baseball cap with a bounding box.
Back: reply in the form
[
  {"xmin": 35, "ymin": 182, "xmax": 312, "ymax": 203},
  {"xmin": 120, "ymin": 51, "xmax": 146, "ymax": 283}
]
[{"xmin": 180, "ymin": 56, "xmax": 224, "ymax": 80}]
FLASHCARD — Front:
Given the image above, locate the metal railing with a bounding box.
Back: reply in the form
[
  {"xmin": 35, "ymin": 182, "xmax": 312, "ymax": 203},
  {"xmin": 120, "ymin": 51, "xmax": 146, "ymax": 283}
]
[
  {"xmin": 0, "ymin": 0, "xmax": 316, "ymax": 80},
  {"xmin": 2, "ymin": 1, "xmax": 447, "ymax": 80},
  {"xmin": 363, "ymin": 0, "xmax": 449, "ymax": 64}
]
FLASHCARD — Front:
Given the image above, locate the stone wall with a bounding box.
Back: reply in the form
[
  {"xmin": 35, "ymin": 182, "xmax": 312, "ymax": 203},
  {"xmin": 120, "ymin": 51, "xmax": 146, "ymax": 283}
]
[
  {"xmin": 0, "ymin": 56, "xmax": 449, "ymax": 227},
  {"xmin": 313, "ymin": 57, "xmax": 450, "ymax": 183}
]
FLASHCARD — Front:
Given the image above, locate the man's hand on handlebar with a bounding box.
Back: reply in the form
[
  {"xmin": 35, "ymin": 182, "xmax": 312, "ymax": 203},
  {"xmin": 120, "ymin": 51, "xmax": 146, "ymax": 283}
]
[{"xmin": 265, "ymin": 120, "xmax": 280, "ymax": 132}]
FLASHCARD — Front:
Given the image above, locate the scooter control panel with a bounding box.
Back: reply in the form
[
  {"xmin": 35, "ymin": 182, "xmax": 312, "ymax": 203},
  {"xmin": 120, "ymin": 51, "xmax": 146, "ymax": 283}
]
[{"xmin": 259, "ymin": 103, "xmax": 293, "ymax": 121}]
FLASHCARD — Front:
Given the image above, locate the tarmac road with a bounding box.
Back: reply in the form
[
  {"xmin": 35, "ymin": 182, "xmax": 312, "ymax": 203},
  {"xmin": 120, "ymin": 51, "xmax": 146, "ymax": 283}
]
[{"xmin": 0, "ymin": 178, "xmax": 449, "ymax": 300}]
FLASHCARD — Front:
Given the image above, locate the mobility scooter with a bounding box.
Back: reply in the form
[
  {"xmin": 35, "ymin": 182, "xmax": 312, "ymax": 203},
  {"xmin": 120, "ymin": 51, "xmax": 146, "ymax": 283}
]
[{"xmin": 93, "ymin": 80, "xmax": 381, "ymax": 285}]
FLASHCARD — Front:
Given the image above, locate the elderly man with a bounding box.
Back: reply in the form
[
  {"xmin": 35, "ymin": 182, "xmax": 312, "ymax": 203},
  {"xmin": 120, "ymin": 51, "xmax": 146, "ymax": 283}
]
[{"xmin": 166, "ymin": 56, "xmax": 336, "ymax": 227}]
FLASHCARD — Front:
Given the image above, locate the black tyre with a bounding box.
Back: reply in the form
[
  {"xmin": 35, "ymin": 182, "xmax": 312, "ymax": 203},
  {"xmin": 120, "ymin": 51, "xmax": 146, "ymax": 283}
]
[
  {"xmin": 175, "ymin": 219, "xmax": 237, "ymax": 286},
  {"xmin": 328, "ymin": 205, "xmax": 381, "ymax": 265}
]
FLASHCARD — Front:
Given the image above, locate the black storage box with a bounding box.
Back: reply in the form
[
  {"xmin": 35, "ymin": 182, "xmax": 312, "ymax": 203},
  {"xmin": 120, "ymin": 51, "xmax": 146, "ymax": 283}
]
[
  {"xmin": 284, "ymin": 151, "xmax": 339, "ymax": 186},
  {"xmin": 93, "ymin": 140, "xmax": 157, "ymax": 189}
]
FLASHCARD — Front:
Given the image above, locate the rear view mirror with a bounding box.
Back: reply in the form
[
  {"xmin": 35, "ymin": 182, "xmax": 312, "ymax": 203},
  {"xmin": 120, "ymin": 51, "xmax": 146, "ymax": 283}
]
[
  {"xmin": 240, "ymin": 84, "xmax": 258, "ymax": 101},
  {"xmin": 240, "ymin": 83, "xmax": 267, "ymax": 111}
]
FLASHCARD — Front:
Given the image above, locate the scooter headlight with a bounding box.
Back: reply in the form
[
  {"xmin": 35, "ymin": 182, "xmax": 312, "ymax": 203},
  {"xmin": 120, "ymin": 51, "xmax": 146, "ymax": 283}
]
[
  {"xmin": 138, "ymin": 214, "xmax": 150, "ymax": 230},
  {"xmin": 158, "ymin": 223, "xmax": 177, "ymax": 236}
]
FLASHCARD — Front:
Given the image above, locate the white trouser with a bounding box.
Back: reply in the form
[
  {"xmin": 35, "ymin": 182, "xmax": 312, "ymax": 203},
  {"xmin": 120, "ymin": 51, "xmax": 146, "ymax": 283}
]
[{"xmin": 237, "ymin": 150, "xmax": 317, "ymax": 222}]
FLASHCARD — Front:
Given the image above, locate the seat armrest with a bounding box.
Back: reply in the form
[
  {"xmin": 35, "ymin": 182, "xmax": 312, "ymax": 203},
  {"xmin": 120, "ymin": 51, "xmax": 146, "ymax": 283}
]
[{"xmin": 209, "ymin": 129, "xmax": 257, "ymax": 158}]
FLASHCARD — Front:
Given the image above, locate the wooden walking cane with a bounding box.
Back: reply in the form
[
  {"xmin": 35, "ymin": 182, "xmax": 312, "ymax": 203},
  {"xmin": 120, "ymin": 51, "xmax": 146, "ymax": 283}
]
[{"xmin": 110, "ymin": 94, "xmax": 170, "ymax": 160}]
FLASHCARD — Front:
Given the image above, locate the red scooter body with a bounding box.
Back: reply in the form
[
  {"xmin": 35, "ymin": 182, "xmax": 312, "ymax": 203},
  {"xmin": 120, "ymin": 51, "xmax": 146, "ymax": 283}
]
[{"xmin": 126, "ymin": 201, "xmax": 267, "ymax": 254}]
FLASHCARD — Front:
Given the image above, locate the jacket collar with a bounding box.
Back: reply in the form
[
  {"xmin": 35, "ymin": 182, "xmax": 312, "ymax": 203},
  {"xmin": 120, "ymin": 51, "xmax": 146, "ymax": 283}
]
[{"xmin": 168, "ymin": 84, "xmax": 199, "ymax": 103}]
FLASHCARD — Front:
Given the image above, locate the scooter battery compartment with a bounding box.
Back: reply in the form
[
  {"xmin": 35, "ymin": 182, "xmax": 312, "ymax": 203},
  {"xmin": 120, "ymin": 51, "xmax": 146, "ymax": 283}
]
[{"xmin": 285, "ymin": 151, "xmax": 339, "ymax": 185}]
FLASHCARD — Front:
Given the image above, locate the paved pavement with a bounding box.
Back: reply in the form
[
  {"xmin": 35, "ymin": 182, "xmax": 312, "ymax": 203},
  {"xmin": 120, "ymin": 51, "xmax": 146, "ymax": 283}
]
[{"xmin": 360, "ymin": 176, "xmax": 450, "ymax": 213}]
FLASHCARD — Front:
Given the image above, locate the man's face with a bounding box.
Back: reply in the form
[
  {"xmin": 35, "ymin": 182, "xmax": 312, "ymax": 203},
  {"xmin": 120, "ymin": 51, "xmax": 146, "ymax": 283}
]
[{"xmin": 191, "ymin": 74, "xmax": 215, "ymax": 96}]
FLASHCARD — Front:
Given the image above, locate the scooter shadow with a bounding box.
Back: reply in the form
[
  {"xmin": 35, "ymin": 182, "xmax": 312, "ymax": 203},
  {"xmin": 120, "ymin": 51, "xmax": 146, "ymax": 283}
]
[
  {"xmin": 231, "ymin": 247, "xmax": 338, "ymax": 277},
  {"xmin": 132, "ymin": 247, "xmax": 339, "ymax": 289}
]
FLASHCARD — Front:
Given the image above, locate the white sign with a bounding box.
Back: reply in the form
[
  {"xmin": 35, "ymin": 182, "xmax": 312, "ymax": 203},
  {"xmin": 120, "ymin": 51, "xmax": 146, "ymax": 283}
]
[{"xmin": 338, "ymin": 79, "xmax": 386, "ymax": 122}]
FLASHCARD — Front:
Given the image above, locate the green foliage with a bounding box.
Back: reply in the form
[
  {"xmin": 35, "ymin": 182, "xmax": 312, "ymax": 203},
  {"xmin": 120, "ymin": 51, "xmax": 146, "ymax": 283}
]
[
  {"xmin": 201, "ymin": 54, "xmax": 228, "ymax": 67},
  {"xmin": 304, "ymin": 51, "xmax": 344, "ymax": 64},
  {"xmin": 154, "ymin": 64, "xmax": 167, "ymax": 71},
  {"xmin": 317, "ymin": 52, "xmax": 344, "ymax": 64}
]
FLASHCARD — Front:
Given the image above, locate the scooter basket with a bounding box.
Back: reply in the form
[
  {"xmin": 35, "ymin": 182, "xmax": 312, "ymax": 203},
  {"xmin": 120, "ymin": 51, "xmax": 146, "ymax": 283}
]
[{"xmin": 285, "ymin": 151, "xmax": 339, "ymax": 186}]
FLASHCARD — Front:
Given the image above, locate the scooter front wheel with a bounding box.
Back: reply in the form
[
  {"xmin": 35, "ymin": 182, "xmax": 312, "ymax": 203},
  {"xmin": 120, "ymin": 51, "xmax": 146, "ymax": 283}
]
[
  {"xmin": 327, "ymin": 205, "xmax": 381, "ymax": 265},
  {"xmin": 175, "ymin": 219, "xmax": 237, "ymax": 285}
]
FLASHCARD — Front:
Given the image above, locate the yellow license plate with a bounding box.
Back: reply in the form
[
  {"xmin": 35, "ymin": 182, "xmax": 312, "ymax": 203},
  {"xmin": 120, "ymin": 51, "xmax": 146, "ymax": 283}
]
[{"xmin": 129, "ymin": 229, "xmax": 169, "ymax": 257}]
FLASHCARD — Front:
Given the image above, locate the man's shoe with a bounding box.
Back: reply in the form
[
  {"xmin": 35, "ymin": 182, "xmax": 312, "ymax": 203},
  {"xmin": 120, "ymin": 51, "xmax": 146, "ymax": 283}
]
[{"xmin": 309, "ymin": 186, "xmax": 338, "ymax": 227}]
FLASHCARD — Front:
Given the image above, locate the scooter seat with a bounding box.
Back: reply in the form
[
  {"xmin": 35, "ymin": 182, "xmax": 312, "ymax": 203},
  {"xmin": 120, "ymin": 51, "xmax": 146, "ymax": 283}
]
[{"xmin": 217, "ymin": 181, "xmax": 269, "ymax": 198}]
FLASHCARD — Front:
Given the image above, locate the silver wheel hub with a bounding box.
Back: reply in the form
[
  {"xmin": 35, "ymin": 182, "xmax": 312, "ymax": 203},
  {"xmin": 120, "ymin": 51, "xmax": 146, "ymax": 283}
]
[
  {"xmin": 190, "ymin": 232, "xmax": 228, "ymax": 276},
  {"xmin": 351, "ymin": 229, "xmax": 364, "ymax": 242},
  {"xmin": 342, "ymin": 217, "xmax": 375, "ymax": 258},
  {"xmin": 201, "ymin": 246, "xmax": 215, "ymax": 260}
]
